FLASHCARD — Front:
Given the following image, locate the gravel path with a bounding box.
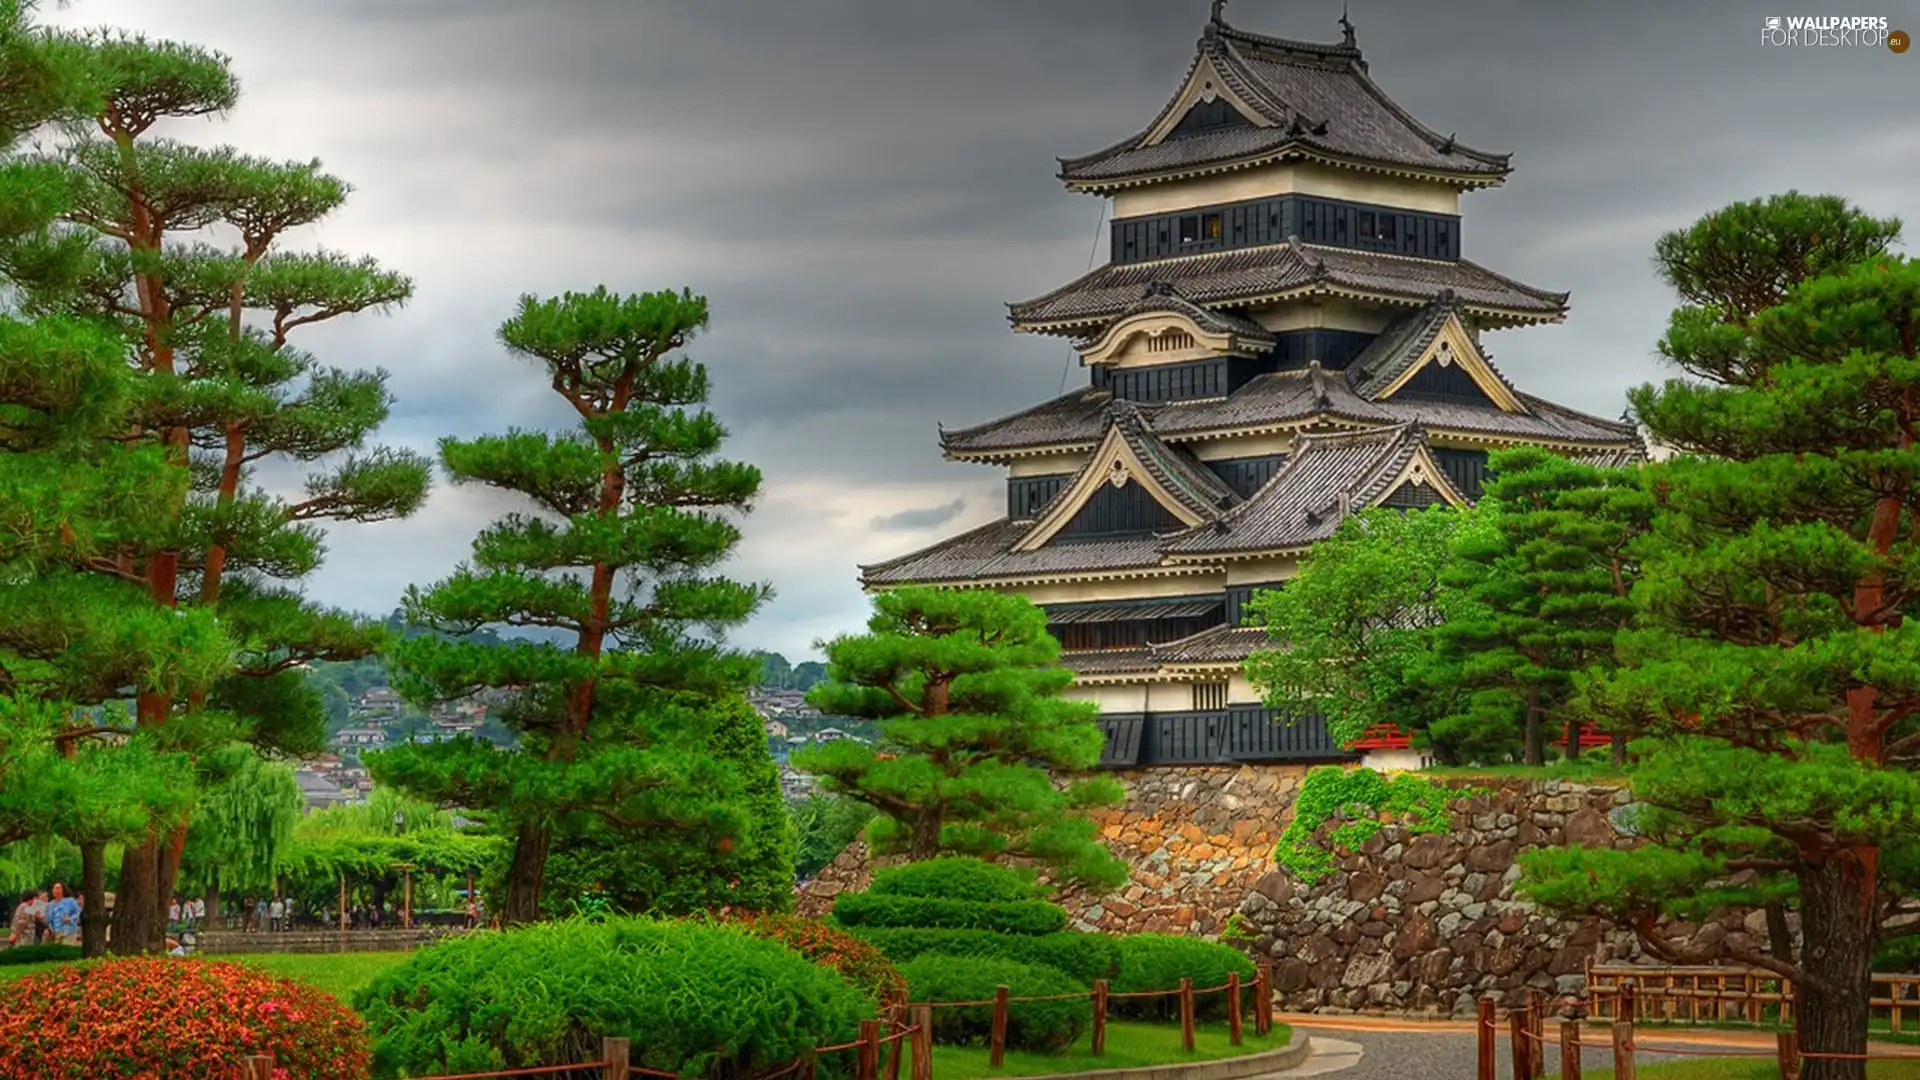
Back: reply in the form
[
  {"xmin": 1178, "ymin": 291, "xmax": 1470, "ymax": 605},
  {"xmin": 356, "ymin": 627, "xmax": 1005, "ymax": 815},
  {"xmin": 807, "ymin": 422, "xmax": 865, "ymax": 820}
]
[{"xmin": 1278, "ymin": 1023, "xmax": 1703, "ymax": 1079}]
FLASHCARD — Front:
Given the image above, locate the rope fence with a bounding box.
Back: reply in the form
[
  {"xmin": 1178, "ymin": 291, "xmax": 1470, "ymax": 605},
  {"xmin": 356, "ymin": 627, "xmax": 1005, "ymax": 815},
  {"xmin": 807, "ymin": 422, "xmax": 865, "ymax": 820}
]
[
  {"xmin": 228, "ymin": 963, "xmax": 1280, "ymax": 1080},
  {"xmin": 1478, "ymin": 985, "xmax": 1920, "ymax": 1080}
]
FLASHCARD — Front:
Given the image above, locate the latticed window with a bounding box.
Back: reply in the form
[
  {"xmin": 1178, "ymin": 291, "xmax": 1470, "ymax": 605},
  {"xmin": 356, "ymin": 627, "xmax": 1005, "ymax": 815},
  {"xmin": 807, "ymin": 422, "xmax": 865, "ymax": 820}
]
[
  {"xmin": 1147, "ymin": 331, "xmax": 1195, "ymax": 354},
  {"xmin": 1193, "ymin": 682, "xmax": 1228, "ymax": 711}
]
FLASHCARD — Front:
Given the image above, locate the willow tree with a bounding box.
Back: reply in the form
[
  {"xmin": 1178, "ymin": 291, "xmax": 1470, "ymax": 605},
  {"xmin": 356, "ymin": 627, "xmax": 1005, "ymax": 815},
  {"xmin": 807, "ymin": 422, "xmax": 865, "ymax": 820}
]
[
  {"xmin": 375, "ymin": 287, "xmax": 770, "ymax": 923},
  {"xmin": 1521, "ymin": 193, "xmax": 1918, "ymax": 1080},
  {"xmin": 0, "ymin": 26, "xmax": 430, "ymax": 952},
  {"xmin": 179, "ymin": 746, "xmax": 303, "ymax": 926}
]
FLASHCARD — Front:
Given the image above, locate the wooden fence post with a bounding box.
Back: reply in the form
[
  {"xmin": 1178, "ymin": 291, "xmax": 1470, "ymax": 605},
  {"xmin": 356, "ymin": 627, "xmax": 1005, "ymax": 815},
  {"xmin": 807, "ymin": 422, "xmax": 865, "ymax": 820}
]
[
  {"xmin": 1228, "ymin": 971, "xmax": 1243, "ymax": 1046},
  {"xmin": 244, "ymin": 1055, "xmax": 274, "ymax": 1080},
  {"xmin": 910, "ymin": 1005, "xmax": 933, "ymax": 1080},
  {"xmin": 1560, "ymin": 1019, "xmax": 1582, "ymax": 1080},
  {"xmin": 1526, "ymin": 988, "xmax": 1545, "ymax": 1079},
  {"xmin": 1612, "ymin": 1020, "xmax": 1636, "ymax": 1080},
  {"xmin": 1476, "ymin": 996, "xmax": 1497, "ymax": 1080},
  {"xmin": 1179, "ymin": 977, "xmax": 1196, "ymax": 1053},
  {"xmin": 1777, "ymin": 1030, "xmax": 1800, "ymax": 1080},
  {"xmin": 886, "ymin": 1017, "xmax": 905, "ymax": 1080},
  {"xmin": 1255, "ymin": 963, "xmax": 1273, "ymax": 1036},
  {"xmin": 1510, "ymin": 1008, "xmax": 1532, "ymax": 1080},
  {"xmin": 1091, "ymin": 979, "xmax": 1109, "ymax": 1057},
  {"xmin": 603, "ymin": 1036, "xmax": 630, "ymax": 1080},
  {"xmin": 858, "ymin": 1019, "xmax": 881, "ymax": 1080},
  {"xmin": 990, "ymin": 985, "xmax": 1009, "ymax": 1069}
]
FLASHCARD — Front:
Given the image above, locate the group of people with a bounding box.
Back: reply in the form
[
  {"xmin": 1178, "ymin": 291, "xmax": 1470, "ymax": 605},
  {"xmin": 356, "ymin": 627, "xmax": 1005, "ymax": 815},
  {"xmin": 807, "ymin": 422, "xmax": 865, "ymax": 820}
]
[{"xmin": 6, "ymin": 884, "xmax": 82, "ymax": 948}]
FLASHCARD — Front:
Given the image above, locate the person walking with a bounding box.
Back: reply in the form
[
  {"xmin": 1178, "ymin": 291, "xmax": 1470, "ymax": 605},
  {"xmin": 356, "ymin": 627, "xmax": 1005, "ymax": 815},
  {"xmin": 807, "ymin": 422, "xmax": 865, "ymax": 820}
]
[
  {"xmin": 26, "ymin": 890, "xmax": 47, "ymax": 945},
  {"xmin": 268, "ymin": 897, "xmax": 284, "ymax": 933},
  {"xmin": 44, "ymin": 884, "xmax": 79, "ymax": 946},
  {"xmin": 253, "ymin": 897, "xmax": 268, "ymax": 933},
  {"xmin": 7, "ymin": 891, "xmax": 37, "ymax": 948}
]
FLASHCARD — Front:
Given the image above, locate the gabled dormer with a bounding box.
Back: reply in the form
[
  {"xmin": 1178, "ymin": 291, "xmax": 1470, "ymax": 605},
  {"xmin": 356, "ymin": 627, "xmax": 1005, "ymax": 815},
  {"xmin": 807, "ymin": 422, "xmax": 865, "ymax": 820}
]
[
  {"xmin": 1348, "ymin": 293, "xmax": 1527, "ymax": 413},
  {"xmin": 1014, "ymin": 401, "xmax": 1237, "ymax": 551},
  {"xmin": 1077, "ymin": 283, "xmax": 1280, "ymax": 406}
]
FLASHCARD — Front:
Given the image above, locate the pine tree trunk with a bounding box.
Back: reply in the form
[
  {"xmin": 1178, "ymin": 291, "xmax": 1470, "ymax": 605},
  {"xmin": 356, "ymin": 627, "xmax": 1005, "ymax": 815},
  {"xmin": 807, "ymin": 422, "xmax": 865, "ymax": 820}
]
[
  {"xmin": 1796, "ymin": 855, "xmax": 1875, "ymax": 1080},
  {"xmin": 1523, "ymin": 685, "xmax": 1545, "ymax": 767},
  {"xmin": 907, "ymin": 808, "xmax": 943, "ymax": 861},
  {"xmin": 1611, "ymin": 732, "xmax": 1628, "ymax": 767},
  {"xmin": 109, "ymin": 840, "xmax": 162, "ymax": 955},
  {"xmin": 1565, "ymin": 721, "xmax": 1582, "ymax": 762},
  {"xmin": 503, "ymin": 822, "xmax": 551, "ymax": 924},
  {"xmin": 156, "ymin": 822, "xmax": 187, "ymax": 925},
  {"xmin": 205, "ymin": 882, "xmax": 221, "ymax": 930},
  {"xmin": 79, "ymin": 842, "xmax": 108, "ymax": 959}
]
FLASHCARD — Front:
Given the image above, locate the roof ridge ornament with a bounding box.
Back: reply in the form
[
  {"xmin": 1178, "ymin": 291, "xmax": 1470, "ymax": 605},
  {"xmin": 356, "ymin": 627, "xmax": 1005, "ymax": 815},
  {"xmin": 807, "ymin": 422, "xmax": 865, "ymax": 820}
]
[
  {"xmin": 1339, "ymin": 3, "xmax": 1357, "ymax": 48},
  {"xmin": 1212, "ymin": 0, "xmax": 1228, "ymax": 23},
  {"xmin": 1438, "ymin": 133, "xmax": 1456, "ymax": 154}
]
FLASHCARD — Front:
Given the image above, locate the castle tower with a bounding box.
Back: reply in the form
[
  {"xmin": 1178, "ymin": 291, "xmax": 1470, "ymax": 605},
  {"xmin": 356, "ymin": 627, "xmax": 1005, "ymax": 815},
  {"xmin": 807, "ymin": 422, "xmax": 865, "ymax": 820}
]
[{"xmin": 860, "ymin": 9, "xmax": 1643, "ymax": 770}]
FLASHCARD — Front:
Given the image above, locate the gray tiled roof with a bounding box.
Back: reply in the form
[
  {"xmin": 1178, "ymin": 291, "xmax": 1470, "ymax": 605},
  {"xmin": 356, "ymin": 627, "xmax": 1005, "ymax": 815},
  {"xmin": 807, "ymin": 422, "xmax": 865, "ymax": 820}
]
[
  {"xmin": 1045, "ymin": 597, "xmax": 1222, "ymax": 624},
  {"xmin": 1349, "ymin": 294, "xmax": 1458, "ymax": 398},
  {"xmin": 1061, "ymin": 649, "xmax": 1163, "ymax": 675},
  {"xmin": 1107, "ymin": 401, "xmax": 1241, "ymax": 520},
  {"xmin": 859, "ymin": 517, "xmax": 1168, "ymax": 586},
  {"xmin": 1569, "ymin": 446, "xmax": 1647, "ymax": 468},
  {"xmin": 1152, "ymin": 625, "xmax": 1272, "ymax": 664},
  {"xmin": 1101, "ymin": 282, "xmax": 1277, "ymax": 344},
  {"xmin": 1009, "ymin": 240, "xmax": 1566, "ymax": 332},
  {"xmin": 1058, "ymin": 18, "xmax": 1510, "ymax": 186},
  {"xmin": 940, "ymin": 363, "xmax": 1640, "ymax": 458},
  {"xmin": 1162, "ymin": 424, "xmax": 1443, "ymax": 555}
]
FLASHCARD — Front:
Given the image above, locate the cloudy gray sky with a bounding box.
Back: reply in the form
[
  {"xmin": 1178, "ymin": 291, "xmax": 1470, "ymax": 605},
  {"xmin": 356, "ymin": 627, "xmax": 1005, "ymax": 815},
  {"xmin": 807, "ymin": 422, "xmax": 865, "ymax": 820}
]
[{"xmin": 47, "ymin": 0, "xmax": 1920, "ymax": 661}]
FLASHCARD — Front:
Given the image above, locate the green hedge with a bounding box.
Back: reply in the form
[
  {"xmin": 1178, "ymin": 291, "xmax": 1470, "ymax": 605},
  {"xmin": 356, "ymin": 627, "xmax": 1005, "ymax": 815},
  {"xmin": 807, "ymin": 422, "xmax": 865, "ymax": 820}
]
[
  {"xmin": 867, "ymin": 858, "xmax": 1047, "ymax": 903},
  {"xmin": 0, "ymin": 943, "xmax": 80, "ymax": 967},
  {"xmin": 1111, "ymin": 934, "xmax": 1256, "ymax": 1022},
  {"xmin": 901, "ymin": 955, "xmax": 1089, "ymax": 1053},
  {"xmin": 355, "ymin": 917, "xmax": 872, "ymax": 1078},
  {"xmin": 832, "ymin": 893, "xmax": 1066, "ymax": 936},
  {"xmin": 846, "ymin": 926, "xmax": 1115, "ymax": 986}
]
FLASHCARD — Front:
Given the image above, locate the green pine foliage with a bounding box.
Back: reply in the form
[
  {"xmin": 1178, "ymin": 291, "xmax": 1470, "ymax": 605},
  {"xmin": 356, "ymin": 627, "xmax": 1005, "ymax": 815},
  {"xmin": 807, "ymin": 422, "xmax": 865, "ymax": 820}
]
[
  {"xmin": 1434, "ymin": 449, "xmax": 1652, "ymax": 765},
  {"xmin": 900, "ymin": 954, "xmax": 1091, "ymax": 1052},
  {"xmin": 795, "ymin": 588, "xmax": 1126, "ymax": 888},
  {"xmin": 1245, "ymin": 507, "xmax": 1489, "ymax": 756},
  {"xmin": 831, "ymin": 893, "xmax": 1069, "ymax": 935},
  {"xmin": 867, "ymin": 856, "xmax": 1049, "ymax": 903},
  {"xmin": 372, "ymin": 287, "xmax": 775, "ymax": 923},
  {"xmin": 791, "ymin": 793, "xmax": 877, "ymax": 880},
  {"xmin": 1109, "ymin": 935, "xmax": 1256, "ymax": 1022},
  {"xmin": 1517, "ymin": 192, "xmax": 1919, "ymax": 1078},
  {"xmin": 355, "ymin": 918, "xmax": 873, "ymax": 1077},
  {"xmin": 841, "ymin": 927, "xmax": 1119, "ymax": 985}
]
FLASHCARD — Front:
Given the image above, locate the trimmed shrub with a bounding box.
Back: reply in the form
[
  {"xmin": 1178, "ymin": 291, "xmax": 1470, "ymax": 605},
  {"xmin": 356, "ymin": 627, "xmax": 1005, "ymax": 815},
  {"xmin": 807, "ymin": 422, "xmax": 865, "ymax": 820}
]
[
  {"xmin": 846, "ymin": 926, "xmax": 1116, "ymax": 985},
  {"xmin": 0, "ymin": 942, "xmax": 80, "ymax": 966},
  {"xmin": 867, "ymin": 858, "xmax": 1047, "ymax": 903},
  {"xmin": 900, "ymin": 955, "xmax": 1090, "ymax": 1053},
  {"xmin": 727, "ymin": 913, "xmax": 908, "ymax": 1010},
  {"xmin": 356, "ymin": 917, "xmax": 871, "ymax": 1078},
  {"xmin": 1111, "ymin": 934, "xmax": 1256, "ymax": 1021},
  {"xmin": 0, "ymin": 956, "xmax": 368, "ymax": 1079},
  {"xmin": 831, "ymin": 893, "xmax": 1066, "ymax": 935}
]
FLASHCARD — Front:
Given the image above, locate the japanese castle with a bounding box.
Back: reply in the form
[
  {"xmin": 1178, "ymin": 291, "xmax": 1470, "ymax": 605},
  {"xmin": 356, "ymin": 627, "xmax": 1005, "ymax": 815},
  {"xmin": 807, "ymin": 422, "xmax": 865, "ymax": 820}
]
[{"xmin": 860, "ymin": 6, "xmax": 1643, "ymax": 769}]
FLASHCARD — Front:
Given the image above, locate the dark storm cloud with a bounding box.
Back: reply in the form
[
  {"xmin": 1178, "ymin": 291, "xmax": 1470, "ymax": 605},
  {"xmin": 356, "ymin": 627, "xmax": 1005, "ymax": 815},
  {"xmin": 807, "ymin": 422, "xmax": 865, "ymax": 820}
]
[
  {"xmin": 53, "ymin": 0, "xmax": 1920, "ymax": 658},
  {"xmin": 872, "ymin": 499, "xmax": 967, "ymax": 533}
]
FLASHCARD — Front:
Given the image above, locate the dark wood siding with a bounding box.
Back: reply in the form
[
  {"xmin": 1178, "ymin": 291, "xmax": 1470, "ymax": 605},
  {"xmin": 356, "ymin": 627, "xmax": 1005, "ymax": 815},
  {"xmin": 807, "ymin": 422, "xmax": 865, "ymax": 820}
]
[
  {"xmin": 1381, "ymin": 481, "xmax": 1448, "ymax": 510},
  {"xmin": 1391, "ymin": 361, "xmax": 1495, "ymax": 406},
  {"xmin": 1049, "ymin": 615, "xmax": 1222, "ymax": 651},
  {"xmin": 1167, "ymin": 99, "xmax": 1253, "ymax": 139},
  {"xmin": 1225, "ymin": 580, "xmax": 1289, "ymax": 625},
  {"xmin": 1206, "ymin": 455, "xmax": 1288, "ymax": 498},
  {"xmin": 1057, "ymin": 477, "xmax": 1184, "ymax": 538},
  {"xmin": 1093, "ymin": 358, "xmax": 1228, "ymax": 403},
  {"xmin": 1098, "ymin": 716, "xmax": 1147, "ymax": 767},
  {"xmin": 1007, "ymin": 474, "xmax": 1070, "ymax": 520},
  {"xmin": 1270, "ymin": 329, "xmax": 1377, "ymax": 371},
  {"xmin": 1111, "ymin": 193, "xmax": 1460, "ymax": 265},
  {"xmin": 1109, "ymin": 707, "xmax": 1348, "ymax": 766},
  {"xmin": 1432, "ymin": 448, "xmax": 1490, "ymax": 501}
]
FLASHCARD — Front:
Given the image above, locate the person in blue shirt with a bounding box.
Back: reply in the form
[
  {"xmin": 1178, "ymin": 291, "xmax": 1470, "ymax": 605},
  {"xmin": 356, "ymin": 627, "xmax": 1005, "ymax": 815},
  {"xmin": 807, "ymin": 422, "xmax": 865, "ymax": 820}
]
[{"xmin": 44, "ymin": 883, "xmax": 79, "ymax": 946}]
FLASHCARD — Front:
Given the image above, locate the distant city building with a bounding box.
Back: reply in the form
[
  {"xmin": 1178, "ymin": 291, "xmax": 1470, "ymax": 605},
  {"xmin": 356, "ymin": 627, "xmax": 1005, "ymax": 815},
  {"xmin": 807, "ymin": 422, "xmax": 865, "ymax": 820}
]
[
  {"xmin": 294, "ymin": 770, "xmax": 350, "ymax": 812},
  {"xmin": 334, "ymin": 727, "xmax": 388, "ymax": 747}
]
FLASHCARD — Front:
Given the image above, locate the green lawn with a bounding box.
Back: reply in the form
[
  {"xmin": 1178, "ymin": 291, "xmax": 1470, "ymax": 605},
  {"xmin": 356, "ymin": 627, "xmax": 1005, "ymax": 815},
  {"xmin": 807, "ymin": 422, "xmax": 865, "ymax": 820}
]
[
  {"xmin": 0, "ymin": 951, "xmax": 408, "ymax": 1001},
  {"xmin": 1567, "ymin": 1061, "xmax": 1920, "ymax": 1079},
  {"xmin": 931, "ymin": 1020, "xmax": 1291, "ymax": 1080}
]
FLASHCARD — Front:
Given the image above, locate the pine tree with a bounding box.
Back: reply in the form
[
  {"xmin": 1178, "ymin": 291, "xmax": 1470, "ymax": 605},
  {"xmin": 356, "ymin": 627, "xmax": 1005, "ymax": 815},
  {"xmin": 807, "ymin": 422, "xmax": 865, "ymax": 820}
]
[
  {"xmin": 374, "ymin": 287, "xmax": 770, "ymax": 924},
  {"xmin": 795, "ymin": 587, "xmax": 1127, "ymax": 888},
  {"xmin": 1433, "ymin": 449, "xmax": 1650, "ymax": 765},
  {"xmin": 1519, "ymin": 193, "xmax": 1918, "ymax": 1080},
  {"xmin": 0, "ymin": 23, "xmax": 431, "ymax": 952}
]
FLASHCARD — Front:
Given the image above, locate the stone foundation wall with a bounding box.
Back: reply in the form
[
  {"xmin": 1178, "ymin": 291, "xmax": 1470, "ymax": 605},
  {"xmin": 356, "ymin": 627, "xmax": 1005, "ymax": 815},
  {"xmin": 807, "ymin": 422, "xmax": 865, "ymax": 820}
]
[
  {"xmin": 797, "ymin": 765, "xmax": 1303, "ymax": 934},
  {"xmin": 1237, "ymin": 779, "xmax": 1764, "ymax": 1016},
  {"xmin": 195, "ymin": 927, "xmax": 467, "ymax": 954}
]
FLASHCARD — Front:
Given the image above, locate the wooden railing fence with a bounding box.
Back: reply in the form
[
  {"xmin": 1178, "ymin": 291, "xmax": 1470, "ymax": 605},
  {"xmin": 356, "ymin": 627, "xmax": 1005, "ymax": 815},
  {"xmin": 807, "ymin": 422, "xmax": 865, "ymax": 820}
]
[
  {"xmin": 230, "ymin": 963, "xmax": 1277, "ymax": 1080},
  {"xmin": 1588, "ymin": 963, "xmax": 1920, "ymax": 1031}
]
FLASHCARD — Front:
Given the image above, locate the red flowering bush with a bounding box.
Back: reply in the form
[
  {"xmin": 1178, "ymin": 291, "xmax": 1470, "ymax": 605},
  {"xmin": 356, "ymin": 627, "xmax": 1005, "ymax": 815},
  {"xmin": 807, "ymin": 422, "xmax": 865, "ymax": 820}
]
[
  {"xmin": 0, "ymin": 956, "xmax": 369, "ymax": 1080},
  {"xmin": 727, "ymin": 912, "xmax": 909, "ymax": 1013}
]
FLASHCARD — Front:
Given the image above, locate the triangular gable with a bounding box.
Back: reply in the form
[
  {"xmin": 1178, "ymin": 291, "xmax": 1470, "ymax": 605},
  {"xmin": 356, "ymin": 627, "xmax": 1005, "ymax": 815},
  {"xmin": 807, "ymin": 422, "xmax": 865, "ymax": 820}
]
[
  {"xmin": 1016, "ymin": 420, "xmax": 1217, "ymax": 552},
  {"xmin": 1370, "ymin": 442, "xmax": 1472, "ymax": 511},
  {"xmin": 1140, "ymin": 51, "xmax": 1275, "ymax": 147},
  {"xmin": 1369, "ymin": 311, "xmax": 1526, "ymax": 413}
]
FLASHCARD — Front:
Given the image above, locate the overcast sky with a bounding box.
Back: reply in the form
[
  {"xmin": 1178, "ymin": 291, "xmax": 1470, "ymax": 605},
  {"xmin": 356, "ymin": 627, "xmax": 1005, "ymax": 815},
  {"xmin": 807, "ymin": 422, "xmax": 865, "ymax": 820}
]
[{"xmin": 45, "ymin": 0, "xmax": 1920, "ymax": 661}]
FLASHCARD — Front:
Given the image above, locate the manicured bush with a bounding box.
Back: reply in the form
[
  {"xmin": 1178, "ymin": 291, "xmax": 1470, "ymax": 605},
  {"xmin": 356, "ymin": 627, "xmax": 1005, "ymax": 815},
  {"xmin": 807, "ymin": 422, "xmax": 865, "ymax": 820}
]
[
  {"xmin": 0, "ymin": 942, "xmax": 80, "ymax": 966},
  {"xmin": 831, "ymin": 892, "xmax": 1067, "ymax": 935},
  {"xmin": 727, "ymin": 913, "xmax": 909, "ymax": 1009},
  {"xmin": 1111, "ymin": 934, "xmax": 1257, "ymax": 1021},
  {"xmin": 868, "ymin": 857, "xmax": 1047, "ymax": 903},
  {"xmin": 356, "ymin": 917, "xmax": 871, "ymax": 1078},
  {"xmin": 900, "ymin": 954, "xmax": 1090, "ymax": 1053},
  {"xmin": 847, "ymin": 926, "xmax": 1117, "ymax": 985},
  {"xmin": 0, "ymin": 956, "xmax": 369, "ymax": 1079}
]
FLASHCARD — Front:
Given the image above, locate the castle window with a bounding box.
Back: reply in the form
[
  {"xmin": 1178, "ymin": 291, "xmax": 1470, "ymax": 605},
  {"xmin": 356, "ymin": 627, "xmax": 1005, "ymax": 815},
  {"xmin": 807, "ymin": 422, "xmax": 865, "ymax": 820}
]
[
  {"xmin": 1203, "ymin": 213, "xmax": 1222, "ymax": 240},
  {"xmin": 1179, "ymin": 216, "xmax": 1201, "ymax": 244},
  {"xmin": 1193, "ymin": 682, "xmax": 1228, "ymax": 711}
]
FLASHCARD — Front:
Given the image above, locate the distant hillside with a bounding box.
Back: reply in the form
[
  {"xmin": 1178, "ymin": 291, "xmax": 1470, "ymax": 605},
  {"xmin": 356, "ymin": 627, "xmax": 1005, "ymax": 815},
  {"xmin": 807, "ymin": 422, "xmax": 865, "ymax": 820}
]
[{"xmin": 749, "ymin": 651, "xmax": 827, "ymax": 691}]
